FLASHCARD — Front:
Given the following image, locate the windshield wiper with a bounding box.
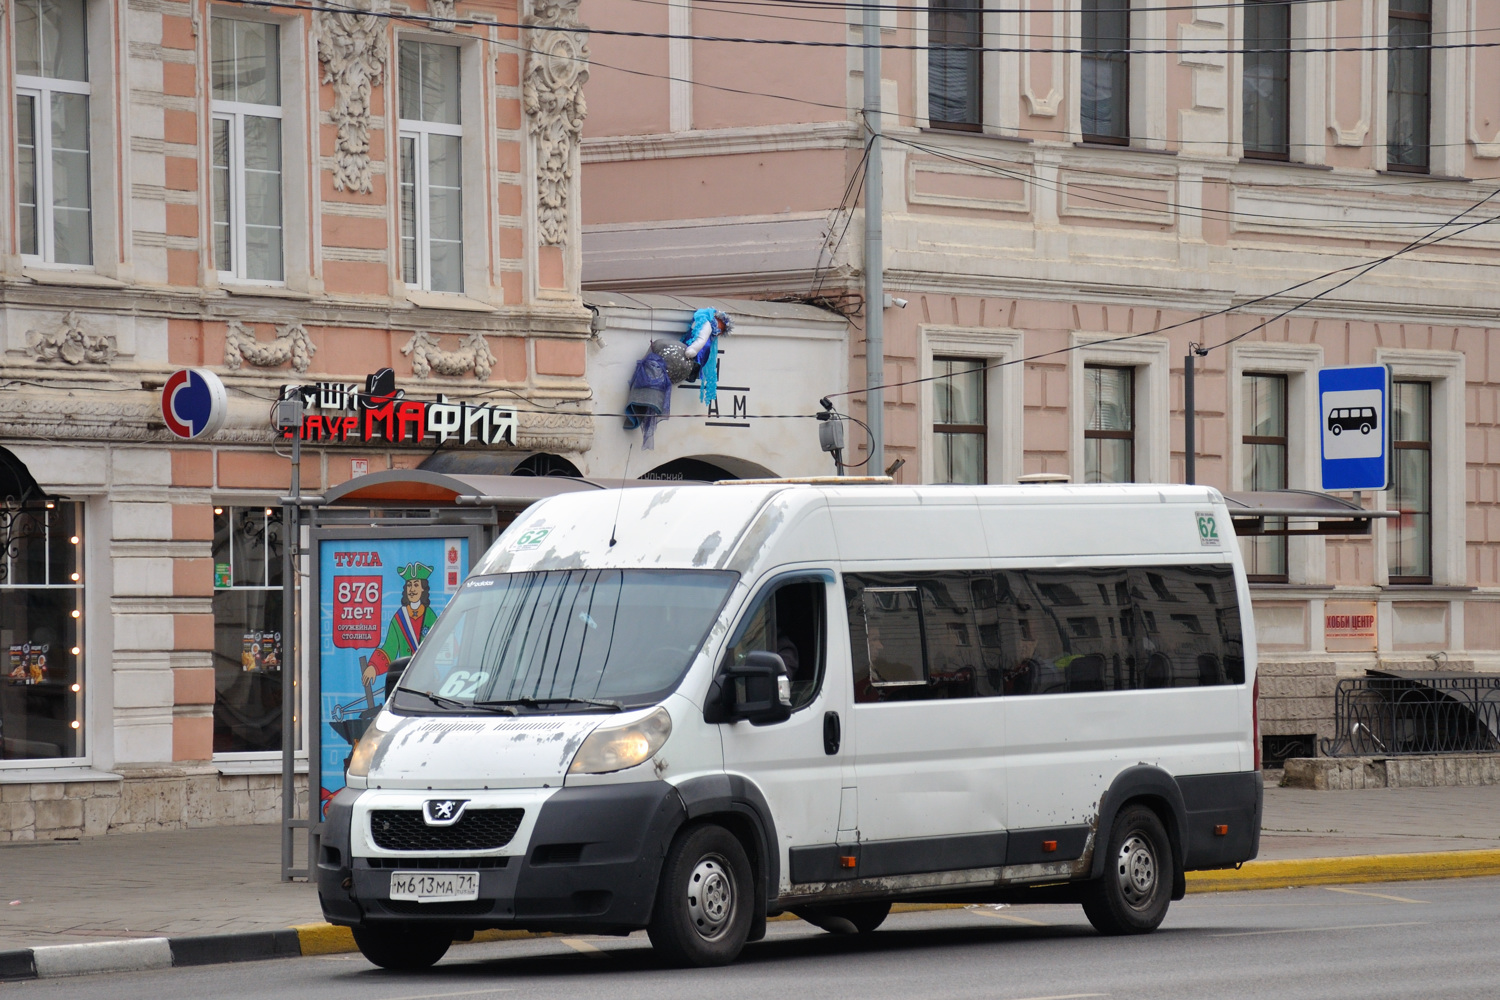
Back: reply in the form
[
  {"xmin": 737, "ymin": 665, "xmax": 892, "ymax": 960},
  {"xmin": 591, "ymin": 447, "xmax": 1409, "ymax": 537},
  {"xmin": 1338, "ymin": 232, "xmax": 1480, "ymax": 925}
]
[
  {"xmin": 402, "ymin": 689, "xmax": 518, "ymax": 715},
  {"xmin": 474, "ymin": 696, "xmax": 623, "ymax": 713}
]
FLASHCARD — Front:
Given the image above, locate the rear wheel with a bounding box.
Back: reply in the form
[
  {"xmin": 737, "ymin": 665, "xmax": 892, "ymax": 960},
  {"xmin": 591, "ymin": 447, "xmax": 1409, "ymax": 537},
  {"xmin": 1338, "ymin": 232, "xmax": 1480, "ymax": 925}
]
[
  {"xmin": 351, "ymin": 924, "xmax": 451, "ymax": 971},
  {"xmin": 1081, "ymin": 804, "xmax": 1173, "ymax": 935},
  {"xmin": 647, "ymin": 824, "xmax": 754, "ymax": 967}
]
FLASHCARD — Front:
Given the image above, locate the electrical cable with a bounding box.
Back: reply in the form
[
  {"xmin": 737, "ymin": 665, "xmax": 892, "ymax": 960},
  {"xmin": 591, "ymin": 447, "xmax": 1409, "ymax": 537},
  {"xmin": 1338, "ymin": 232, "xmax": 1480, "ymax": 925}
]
[{"xmin": 824, "ymin": 180, "xmax": 1500, "ymax": 401}]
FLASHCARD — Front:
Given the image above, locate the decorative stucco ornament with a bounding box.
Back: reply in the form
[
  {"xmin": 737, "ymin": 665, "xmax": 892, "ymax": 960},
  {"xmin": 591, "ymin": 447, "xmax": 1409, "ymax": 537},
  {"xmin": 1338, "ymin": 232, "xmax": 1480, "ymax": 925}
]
[
  {"xmin": 402, "ymin": 330, "xmax": 498, "ymax": 380},
  {"xmin": 316, "ymin": 0, "xmax": 389, "ymax": 193},
  {"xmin": 27, "ymin": 311, "xmax": 117, "ymax": 366},
  {"xmin": 428, "ymin": 0, "xmax": 456, "ymax": 27},
  {"xmin": 524, "ymin": 0, "xmax": 590, "ymax": 246},
  {"xmin": 223, "ymin": 320, "xmax": 317, "ymax": 373}
]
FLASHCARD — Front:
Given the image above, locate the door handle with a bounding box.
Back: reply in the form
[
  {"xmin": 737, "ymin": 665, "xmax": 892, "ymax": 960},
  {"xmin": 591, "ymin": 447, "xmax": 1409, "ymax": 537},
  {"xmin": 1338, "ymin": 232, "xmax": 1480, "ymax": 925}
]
[{"xmin": 823, "ymin": 711, "xmax": 841, "ymax": 755}]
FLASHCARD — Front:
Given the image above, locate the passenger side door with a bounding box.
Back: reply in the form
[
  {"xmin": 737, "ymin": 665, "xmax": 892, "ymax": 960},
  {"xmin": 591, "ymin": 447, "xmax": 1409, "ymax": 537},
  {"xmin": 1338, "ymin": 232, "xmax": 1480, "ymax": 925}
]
[
  {"xmin": 842, "ymin": 571, "xmax": 1010, "ymax": 880},
  {"xmin": 716, "ymin": 572, "xmax": 854, "ymax": 893}
]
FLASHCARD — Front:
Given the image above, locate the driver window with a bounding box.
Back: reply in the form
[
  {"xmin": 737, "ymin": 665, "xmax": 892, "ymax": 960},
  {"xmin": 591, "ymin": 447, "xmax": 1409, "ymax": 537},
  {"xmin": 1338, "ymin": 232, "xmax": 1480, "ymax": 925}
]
[{"xmin": 724, "ymin": 579, "xmax": 826, "ymax": 711}]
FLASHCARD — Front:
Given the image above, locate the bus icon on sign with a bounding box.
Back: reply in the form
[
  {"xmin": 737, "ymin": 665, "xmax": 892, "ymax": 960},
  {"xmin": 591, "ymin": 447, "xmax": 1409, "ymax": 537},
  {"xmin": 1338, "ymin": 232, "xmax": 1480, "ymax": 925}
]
[{"xmin": 1327, "ymin": 406, "xmax": 1377, "ymax": 436}]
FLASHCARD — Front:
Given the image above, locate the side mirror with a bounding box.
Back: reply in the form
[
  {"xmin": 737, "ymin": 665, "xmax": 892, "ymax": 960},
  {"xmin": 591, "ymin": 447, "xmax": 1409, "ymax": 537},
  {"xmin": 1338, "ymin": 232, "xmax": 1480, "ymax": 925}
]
[
  {"xmin": 384, "ymin": 656, "xmax": 412, "ymax": 700},
  {"xmin": 706, "ymin": 650, "xmax": 792, "ymax": 725}
]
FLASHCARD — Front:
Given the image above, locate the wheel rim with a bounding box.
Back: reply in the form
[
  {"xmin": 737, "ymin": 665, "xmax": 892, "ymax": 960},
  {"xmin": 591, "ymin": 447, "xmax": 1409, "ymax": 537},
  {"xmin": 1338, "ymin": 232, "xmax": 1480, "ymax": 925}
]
[
  {"xmin": 686, "ymin": 853, "xmax": 736, "ymax": 940},
  {"xmin": 1114, "ymin": 833, "xmax": 1158, "ymax": 908}
]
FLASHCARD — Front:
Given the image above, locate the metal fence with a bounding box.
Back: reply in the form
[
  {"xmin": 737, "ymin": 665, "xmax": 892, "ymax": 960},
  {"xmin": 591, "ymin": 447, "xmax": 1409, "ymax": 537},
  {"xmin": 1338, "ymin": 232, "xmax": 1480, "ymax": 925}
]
[{"xmin": 1320, "ymin": 675, "xmax": 1500, "ymax": 757}]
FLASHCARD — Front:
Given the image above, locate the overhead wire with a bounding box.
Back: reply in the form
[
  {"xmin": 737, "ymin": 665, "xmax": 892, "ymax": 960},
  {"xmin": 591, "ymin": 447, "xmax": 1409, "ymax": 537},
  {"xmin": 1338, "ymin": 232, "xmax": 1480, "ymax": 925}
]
[{"xmin": 824, "ymin": 180, "xmax": 1500, "ymax": 401}]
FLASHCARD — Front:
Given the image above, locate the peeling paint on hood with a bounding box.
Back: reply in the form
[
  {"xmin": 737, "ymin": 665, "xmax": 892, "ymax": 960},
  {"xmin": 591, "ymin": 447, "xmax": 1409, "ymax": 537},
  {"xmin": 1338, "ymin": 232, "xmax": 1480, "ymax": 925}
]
[{"xmin": 366, "ymin": 715, "xmax": 605, "ymax": 789}]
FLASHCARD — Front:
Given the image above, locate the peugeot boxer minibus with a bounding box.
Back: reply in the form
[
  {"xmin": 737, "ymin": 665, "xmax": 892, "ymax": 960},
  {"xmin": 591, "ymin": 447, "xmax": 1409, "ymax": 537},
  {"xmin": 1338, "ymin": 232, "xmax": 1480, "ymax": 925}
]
[{"xmin": 318, "ymin": 483, "xmax": 1262, "ymax": 969}]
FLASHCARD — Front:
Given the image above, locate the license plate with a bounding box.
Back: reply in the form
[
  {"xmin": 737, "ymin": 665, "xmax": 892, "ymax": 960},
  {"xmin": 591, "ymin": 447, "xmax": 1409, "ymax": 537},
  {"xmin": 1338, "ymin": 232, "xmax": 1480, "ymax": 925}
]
[{"xmin": 389, "ymin": 871, "xmax": 480, "ymax": 903}]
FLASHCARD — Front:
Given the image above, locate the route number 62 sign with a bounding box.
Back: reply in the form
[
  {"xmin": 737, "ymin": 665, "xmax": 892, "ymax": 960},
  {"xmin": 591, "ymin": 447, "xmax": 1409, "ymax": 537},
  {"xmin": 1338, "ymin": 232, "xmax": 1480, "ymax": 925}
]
[{"xmin": 1196, "ymin": 511, "xmax": 1222, "ymax": 547}]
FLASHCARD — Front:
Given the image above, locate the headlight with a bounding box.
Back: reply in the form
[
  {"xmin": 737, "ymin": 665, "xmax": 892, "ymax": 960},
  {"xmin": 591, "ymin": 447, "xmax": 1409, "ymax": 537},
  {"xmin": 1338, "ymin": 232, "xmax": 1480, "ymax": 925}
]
[
  {"xmin": 347, "ymin": 719, "xmax": 395, "ymax": 778},
  {"xmin": 568, "ymin": 707, "xmax": 672, "ymax": 774}
]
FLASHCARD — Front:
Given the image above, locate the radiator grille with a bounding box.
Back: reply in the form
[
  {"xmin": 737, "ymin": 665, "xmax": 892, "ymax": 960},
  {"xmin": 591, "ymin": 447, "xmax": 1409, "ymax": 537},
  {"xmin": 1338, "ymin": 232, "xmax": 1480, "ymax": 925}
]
[{"xmin": 369, "ymin": 809, "xmax": 524, "ymax": 852}]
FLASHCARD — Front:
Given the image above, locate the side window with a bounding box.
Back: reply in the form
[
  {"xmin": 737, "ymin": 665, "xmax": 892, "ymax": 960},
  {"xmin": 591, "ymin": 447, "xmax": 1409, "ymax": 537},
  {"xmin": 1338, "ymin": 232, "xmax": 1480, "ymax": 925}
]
[
  {"xmin": 1127, "ymin": 565, "xmax": 1244, "ymax": 687},
  {"xmin": 847, "ymin": 563, "xmax": 1245, "ymax": 703},
  {"xmin": 723, "ymin": 579, "xmax": 826, "ymax": 711}
]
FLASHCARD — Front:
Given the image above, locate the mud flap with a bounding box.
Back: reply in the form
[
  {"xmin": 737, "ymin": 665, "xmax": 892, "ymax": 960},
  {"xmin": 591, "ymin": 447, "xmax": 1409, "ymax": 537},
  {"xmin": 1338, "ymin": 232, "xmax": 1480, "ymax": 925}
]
[{"xmin": 1172, "ymin": 868, "xmax": 1186, "ymax": 901}]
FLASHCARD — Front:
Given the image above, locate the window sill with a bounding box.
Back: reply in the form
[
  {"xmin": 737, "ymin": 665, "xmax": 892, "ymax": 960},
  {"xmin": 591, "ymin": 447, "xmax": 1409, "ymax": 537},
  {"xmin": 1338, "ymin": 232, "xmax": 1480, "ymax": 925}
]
[
  {"xmin": 0, "ymin": 766, "xmax": 122, "ymax": 784},
  {"xmin": 1074, "ymin": 142, "xmax": 1177, "ymax": 157},
  {"xmin": 22, "ymin": 267, "xmax": 126, "ymax": 289},
  {"xmin": 1237, "ymin": 158, "xmax": 1334, "ymax": 171},
  {"xmin": 404, "ymin": 289, "xmax": 497, "ymax": 313},
  {"xmin": 214, "ymin": 756, "xmax": 309, "ymax": 776},
  {"xmin": 920, "ymin": 127, "xmax": 1033, "ymax": 144},
  {"xmin": 1380, "ymin": 584, "xmax": 1476, "ymax": 594},
  {"xmin": 1247, "ymin": 583, "xmax": 1336, "ymax": 592},
  {"xmin": 221, "ymin": 282, "xmax": 313, "ymax": 300}
]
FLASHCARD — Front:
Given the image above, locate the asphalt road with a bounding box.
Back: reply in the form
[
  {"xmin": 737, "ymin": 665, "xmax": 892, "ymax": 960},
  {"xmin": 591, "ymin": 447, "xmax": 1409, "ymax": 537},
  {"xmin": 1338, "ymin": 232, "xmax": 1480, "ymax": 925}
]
[{"xmin": 11, "ymin": 877, "xmax": 1499, "ymax": 1000}]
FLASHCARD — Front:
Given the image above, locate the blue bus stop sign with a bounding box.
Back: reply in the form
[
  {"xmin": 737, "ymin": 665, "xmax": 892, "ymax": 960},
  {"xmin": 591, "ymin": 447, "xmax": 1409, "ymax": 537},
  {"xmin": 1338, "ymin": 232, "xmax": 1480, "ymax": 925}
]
[{"xmin": 1318, "ymin": 365, "xmax": 1390, "ymax": 491}]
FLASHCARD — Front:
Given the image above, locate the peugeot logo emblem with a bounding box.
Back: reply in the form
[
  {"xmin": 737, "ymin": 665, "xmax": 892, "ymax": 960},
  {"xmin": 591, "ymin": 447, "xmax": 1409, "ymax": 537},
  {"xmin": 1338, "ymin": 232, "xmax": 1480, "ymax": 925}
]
[{"xmin": 422, "ymin": 799, "xmax": 469, "ymax": 826}]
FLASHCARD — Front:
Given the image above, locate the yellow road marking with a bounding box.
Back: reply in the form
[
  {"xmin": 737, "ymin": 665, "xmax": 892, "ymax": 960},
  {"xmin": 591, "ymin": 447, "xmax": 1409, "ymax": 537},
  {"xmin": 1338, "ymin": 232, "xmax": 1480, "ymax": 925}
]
[
  {"xmin": 1212, "ymin": 921, "xmax": 1427, "ymax": 938},
  {"xmin": 1324, "ymin": 887, "xmax": 1428, "ymax": 904},
  {"xmin": 560, "ymin": 937, "xmax": 607, "ymax": 958},
  {"xmin": 969, "ymin": 907, "xmax": 1050, "ymax": 927},
  {"xmin": 1185, "ymin": 849, "xmax": 1500, "ymax": 893}
]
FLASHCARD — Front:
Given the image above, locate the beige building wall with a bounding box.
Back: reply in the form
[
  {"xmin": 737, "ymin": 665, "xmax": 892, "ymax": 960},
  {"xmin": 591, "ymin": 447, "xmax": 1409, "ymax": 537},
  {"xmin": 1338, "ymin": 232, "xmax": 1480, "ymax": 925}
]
[{"xmin": 581, "ymin": 0, "xmax": 1500, "ymax": 749}]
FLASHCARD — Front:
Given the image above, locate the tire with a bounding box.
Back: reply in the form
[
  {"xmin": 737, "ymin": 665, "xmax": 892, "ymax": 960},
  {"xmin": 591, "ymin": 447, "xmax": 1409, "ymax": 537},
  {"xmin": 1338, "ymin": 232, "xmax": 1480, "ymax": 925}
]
[
  {"xmin": 351, "ymin": 924, "xmax": 451, "ymax": 971},
  {"xmin": 647, "ymin": 824, "xmax": 754, "ymax": 967},
  {"xmin": 1360, "ymin": 423, "xmax": 1372, "ymax": 434},
  {"xmin": 1081, "ymin": 804, "xmax": 1173, "ymax": 936},
  {"xmin": 792, "ymin": 901, "xmax": 892, "ymax": 935},
  {"xmin": 1331, "ymin": 424, "xmax": 1342, "ymax": 436}
]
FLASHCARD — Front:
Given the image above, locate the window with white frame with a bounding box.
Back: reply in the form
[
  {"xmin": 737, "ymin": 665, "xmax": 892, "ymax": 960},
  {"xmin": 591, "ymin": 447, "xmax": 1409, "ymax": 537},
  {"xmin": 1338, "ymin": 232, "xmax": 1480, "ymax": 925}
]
[
  {"xmin": 1242, "ymin": 0, "xmax": 1290, "ymax": 160},
  {"xmin": 212, "ymin": 505, "xmax": 286, "ymax": 754},
  {"xmin": 398, "ymin": 41, "xmax": 464, "ymax": 293},
  {"xmin": 1241, "ymin": 373, "xmax": 1288, "ymax": 581},
  {"xmin": 211, "ymin": 17, "xmax": 284, "ymax": 282},
  {"xmin": 1081, "ymin": 0, "xmax": 1130, "ymax": 144},
  {"xmin": 1388, "ymin": 381, "xmax": 1432, "ymax": 584},
  {"xmin": 15, "ymin": 0, "xmax": 92, "ymax": 266},
  {"xmin": 1376, "ymin": 349, "xmax": 1463, "ymax": 587},
  {"xmin": 1084, "ymin": 365, "xmax": 1134, "ymax": 482},
  {"xmin": 932, "ymin": 358, "xmax": 986, "ymax": 483},
  {"xmin": 928, "ymin": 0, "xmax": 982, "ymax": 131}
]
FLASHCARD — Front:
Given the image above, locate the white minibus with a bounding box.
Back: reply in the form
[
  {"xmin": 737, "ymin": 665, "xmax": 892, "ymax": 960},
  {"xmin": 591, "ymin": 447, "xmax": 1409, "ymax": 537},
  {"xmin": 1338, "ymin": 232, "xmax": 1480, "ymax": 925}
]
[{"xmin": 318, "ymin": 483, "xmax": 1262, "ymax": 969}]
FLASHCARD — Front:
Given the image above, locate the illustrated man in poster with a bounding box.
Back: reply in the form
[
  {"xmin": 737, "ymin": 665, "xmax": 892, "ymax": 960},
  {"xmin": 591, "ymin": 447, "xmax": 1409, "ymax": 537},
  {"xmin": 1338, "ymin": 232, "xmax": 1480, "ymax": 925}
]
[{"xmin": 361, "ymin": 562, "xmax": 437, "ymax": 684}]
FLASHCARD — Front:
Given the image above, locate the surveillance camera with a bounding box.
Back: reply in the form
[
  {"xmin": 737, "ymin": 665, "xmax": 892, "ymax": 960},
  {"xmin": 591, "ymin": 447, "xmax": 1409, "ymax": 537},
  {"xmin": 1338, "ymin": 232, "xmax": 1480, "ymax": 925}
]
[{"xmin": 883, "ymin": 295, "xmax": 909, "ymax": 310}]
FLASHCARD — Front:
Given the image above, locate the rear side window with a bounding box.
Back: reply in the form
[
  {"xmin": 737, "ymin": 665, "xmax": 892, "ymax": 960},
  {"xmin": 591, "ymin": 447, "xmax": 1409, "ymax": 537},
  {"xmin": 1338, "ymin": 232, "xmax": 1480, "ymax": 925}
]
[{"xmin": 845, "ymin": 564, "xmax": 1243, "ymax": 704}]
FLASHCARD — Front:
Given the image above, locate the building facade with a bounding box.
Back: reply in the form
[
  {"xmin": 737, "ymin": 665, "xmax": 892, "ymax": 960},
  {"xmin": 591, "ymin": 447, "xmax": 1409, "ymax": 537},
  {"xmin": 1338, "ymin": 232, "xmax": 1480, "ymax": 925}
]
[
  {"xmin": 0, "ymin": 0, "xmax": 604, "ymax": 839},
  {"xmin": 582, "ymin": 1, "xmax": 1500, "ymax": 754}
]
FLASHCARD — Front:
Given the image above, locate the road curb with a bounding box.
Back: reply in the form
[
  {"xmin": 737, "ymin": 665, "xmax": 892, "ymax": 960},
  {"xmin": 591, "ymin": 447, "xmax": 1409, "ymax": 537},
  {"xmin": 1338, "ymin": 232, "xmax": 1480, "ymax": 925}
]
[
  {"xmin": 1184, "ymin": 848, "xmax": 1500, "ymax": 893},
  {"xmin": 4, "ymin": 849, "xmax": 1498, "ymax": 980}
]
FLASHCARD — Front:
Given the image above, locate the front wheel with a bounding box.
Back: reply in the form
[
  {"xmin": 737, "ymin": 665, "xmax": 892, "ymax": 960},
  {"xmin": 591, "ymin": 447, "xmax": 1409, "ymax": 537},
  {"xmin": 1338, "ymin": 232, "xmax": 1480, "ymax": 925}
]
[
  {"xmin": 1081, "ymin": 804, "xmax": 1173, "ymax": 935},
  {"xmin": 351, "ymin": 924, "xmax": 451, "ymax": 971},
  {"xmin": 647, "ymin": 824, "xmax": 754, "ymax": 967},
  {"xmin": 1331, "ymin": 424, "xmax": 1343, "ymax": 436}
]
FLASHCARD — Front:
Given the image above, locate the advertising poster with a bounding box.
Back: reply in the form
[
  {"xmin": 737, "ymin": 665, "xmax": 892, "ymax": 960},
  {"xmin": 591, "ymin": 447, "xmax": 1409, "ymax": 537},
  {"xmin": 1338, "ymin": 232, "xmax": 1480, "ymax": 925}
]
[{"xmin": 317, "ymin": 536, "xmax": 468, "ymax": 815}]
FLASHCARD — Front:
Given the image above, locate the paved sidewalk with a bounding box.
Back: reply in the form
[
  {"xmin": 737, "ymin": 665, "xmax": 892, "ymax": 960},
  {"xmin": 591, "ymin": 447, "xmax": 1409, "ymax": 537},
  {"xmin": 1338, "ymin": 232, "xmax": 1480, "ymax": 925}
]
[{"xmin": 3, "ymin": 783, "xmax": 1499, "ymax": 952}]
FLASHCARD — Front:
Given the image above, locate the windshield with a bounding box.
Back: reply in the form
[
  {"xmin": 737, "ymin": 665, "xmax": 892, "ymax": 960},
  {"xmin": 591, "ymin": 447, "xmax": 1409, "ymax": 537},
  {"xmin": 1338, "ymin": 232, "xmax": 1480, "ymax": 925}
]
[{"xmin": 392, "ymin": 569, "xmax": 738, "ymax": 713}]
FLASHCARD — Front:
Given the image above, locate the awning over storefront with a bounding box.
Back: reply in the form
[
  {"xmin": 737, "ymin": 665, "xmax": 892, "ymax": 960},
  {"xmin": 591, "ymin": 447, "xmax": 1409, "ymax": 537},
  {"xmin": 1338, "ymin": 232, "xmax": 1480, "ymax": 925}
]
[
  {"xmin": 312, "ymin": 469, "xmax": 654, "ymax": 509},
  {"xmin": 1220, "ymin": 489, "xmax": 1399, "ymax": 536}
]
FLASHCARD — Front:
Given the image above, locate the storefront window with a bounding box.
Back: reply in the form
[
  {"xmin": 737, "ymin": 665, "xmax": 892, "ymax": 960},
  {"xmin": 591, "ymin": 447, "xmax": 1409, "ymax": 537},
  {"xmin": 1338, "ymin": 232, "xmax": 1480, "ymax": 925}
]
[
  {"xmin": 1, "ymin": 501, "xmax": 83, "ymax": 761},
  {"xmin": 213, "ymin": 506, "xmax": 284, "ymax": 753}
]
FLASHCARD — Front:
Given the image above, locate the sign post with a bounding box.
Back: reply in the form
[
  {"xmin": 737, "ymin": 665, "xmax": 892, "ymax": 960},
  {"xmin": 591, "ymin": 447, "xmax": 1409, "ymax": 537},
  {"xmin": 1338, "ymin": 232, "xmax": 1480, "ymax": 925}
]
[{"xmin": 1318, "ymin": 365, "xmax": 1391, "ymax": 492}]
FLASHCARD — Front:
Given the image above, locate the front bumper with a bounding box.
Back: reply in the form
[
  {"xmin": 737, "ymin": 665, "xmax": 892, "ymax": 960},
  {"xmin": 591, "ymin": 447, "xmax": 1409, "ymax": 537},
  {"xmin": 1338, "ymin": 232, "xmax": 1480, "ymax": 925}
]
[{"xmin": 318, "ymin": 780, "xmax": 687, "ymax": 933}]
